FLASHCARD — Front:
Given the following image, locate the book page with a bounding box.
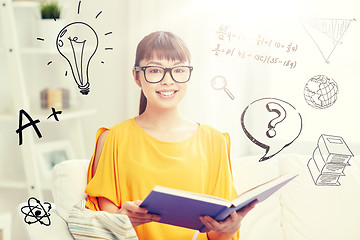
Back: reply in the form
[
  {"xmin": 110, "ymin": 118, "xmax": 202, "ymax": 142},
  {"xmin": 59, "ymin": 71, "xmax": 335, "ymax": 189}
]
[
  {"xmin": 231, "ymin": 173, "xmax": 298, "ymax": 206},
  {"xmin": 152, "ymin": 186, "xmax": 232, "ymax": 207}
]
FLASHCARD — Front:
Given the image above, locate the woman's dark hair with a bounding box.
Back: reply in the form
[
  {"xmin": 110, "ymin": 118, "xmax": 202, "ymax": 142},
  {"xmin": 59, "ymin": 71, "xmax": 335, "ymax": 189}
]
[{"xmin": 134, "ymin": 31, "xmax": 191, "ymax": 115}]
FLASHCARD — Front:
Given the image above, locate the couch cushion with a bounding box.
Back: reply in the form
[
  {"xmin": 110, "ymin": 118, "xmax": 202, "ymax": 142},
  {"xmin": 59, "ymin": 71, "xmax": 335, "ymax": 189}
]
[
  {"xmin": 278, "ymin": 154, "xmax": 360, "ymax": 240},
  {"xmin": 51, "ymin": 159, "xmax": 90, "ymax": 221},
  {"xmin": 231, "ymin": 155, "xmax": 283, "ymax": 240},
  {"xmin": 18, "ymin": 203, "xmax": 74, "ymax": 240}
]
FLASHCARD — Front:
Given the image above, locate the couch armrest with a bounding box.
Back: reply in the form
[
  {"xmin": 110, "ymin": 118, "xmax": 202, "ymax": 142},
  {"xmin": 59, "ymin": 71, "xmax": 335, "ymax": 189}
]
[{"xmin": 18, "ymin": 202, "xmax": 73, "ymax": 240}]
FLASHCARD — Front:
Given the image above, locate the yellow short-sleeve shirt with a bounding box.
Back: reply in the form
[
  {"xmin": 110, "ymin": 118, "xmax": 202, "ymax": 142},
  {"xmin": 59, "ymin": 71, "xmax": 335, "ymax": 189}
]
[{"xmin": 85, "ymin": 118, "xmax": 239, "ymax": 240}]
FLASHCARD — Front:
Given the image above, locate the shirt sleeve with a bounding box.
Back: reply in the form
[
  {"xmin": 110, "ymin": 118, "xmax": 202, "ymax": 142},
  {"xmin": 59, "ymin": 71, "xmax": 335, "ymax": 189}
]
[
  {"xmin": 211, "ymin": 132, "xmax": 240, "ymax": 240},
  {"xmin": 85, "ymin": 128, "xmax": 121, "ymax": 210}
]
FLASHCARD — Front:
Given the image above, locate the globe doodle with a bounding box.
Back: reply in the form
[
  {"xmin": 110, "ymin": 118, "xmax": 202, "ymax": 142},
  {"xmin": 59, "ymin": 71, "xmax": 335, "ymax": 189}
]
[{"xmin": 304, "ymin": 75, "xmax": 339, "ymax": 109}]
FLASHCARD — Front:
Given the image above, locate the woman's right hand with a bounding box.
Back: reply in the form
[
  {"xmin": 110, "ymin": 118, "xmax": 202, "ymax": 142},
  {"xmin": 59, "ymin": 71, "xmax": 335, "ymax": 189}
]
[
  {"xmin": 98, "ymin": 197, "xmax": 161, "ymax": 228},
  {"xmin": 118, "ymin": 200, "xmax": 161, "ymax": 227}
]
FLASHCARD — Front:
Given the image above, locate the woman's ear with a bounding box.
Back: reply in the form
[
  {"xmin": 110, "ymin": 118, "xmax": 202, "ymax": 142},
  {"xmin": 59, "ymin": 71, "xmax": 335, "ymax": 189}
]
[{"xmin": 132, "ymin": 68, "xmax": 142, "ymax": 88}]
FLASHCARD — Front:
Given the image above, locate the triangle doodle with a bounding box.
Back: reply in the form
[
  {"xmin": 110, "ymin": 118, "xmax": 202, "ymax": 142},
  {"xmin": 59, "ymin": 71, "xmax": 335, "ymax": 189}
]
[{"xmin": 301, "ymin": 18, "xmax": 355, "ymax": 64}]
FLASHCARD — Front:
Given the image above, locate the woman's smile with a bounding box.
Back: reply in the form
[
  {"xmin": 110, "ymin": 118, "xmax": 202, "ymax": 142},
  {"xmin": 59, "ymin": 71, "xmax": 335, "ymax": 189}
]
[{"xmin": 156, "ymin": 89, "xmax": 178, "ymax": 98}]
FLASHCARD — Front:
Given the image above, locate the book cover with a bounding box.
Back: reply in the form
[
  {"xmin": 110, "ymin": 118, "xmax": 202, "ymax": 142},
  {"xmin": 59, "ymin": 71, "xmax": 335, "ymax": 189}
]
[
  {"xmin": 140, "ymin": 173, "xmax": 298, "ymax": 232},
  {"xmin": 318, "ymin": 134, "xmax": 353, "ymax": 164}
]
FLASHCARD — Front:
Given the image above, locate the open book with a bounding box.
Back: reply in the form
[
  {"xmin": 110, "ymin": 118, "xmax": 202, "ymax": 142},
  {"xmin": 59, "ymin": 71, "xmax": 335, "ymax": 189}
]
[{"xmin": 140, "ymin": 173, "xmax": 298, "ymax": 232}]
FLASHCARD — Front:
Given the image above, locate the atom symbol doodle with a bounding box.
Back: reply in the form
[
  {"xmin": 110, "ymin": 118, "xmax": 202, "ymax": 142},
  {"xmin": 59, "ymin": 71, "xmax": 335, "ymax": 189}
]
[{"xmin": 20, "ymin": 197, "xmax": 52, "ymax": 226}]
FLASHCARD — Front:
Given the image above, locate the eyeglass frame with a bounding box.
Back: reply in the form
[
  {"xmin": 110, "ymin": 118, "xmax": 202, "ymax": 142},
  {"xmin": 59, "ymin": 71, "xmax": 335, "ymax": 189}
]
[{"xmin": 134, "ymin": 65, "xmax": 194, "ymax": 83}]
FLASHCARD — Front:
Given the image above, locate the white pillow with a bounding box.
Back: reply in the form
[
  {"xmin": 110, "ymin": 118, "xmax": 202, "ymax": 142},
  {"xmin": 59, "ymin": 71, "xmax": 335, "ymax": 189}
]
[
  {"xmin": 51, "ymin": 159, "xmax": 90, "ymax": 221},
  {"xmin": 231, "ymin": 155, "xmax": 283, "ymax": 240},
  {"xmin": 278, "ymin": 154, "xmax": 360, "ymax": 240}
]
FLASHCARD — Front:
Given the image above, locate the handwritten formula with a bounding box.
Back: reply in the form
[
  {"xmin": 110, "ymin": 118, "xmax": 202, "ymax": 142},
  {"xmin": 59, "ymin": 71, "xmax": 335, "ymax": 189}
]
[{"xmin": 212, "ymin": 25, "xmax": 299, "ymax": 69}]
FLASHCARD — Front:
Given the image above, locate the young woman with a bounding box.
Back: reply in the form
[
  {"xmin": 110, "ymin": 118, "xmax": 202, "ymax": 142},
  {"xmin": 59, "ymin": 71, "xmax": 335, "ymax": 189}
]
[{"xmin": 84, "ymin": 31, "xmax": 257, "ymax": 240}]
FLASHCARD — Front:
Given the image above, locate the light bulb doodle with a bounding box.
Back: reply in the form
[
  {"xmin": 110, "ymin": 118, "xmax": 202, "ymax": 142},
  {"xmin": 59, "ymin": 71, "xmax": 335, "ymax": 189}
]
[
  {"xmin": 36, "ymin": 0, "xmax": 114, "ymax": 96},
  {"xmin": 265, "ymin": 102, "xmax": 286, "ymax": 138},
  {"xmin": 211, "ymin": 75, "xmax": 235, "ymax": 100},
  {"xmin": 20, "ymin": 197, "xmax": 52, "ymax": 226},
  {"xmin": 241, "ymin": 98, "xmax": 302, "ymax": 162},
  {"xmin": 56, "ymin": 22, "xmax": 99, "ymax": 95}
]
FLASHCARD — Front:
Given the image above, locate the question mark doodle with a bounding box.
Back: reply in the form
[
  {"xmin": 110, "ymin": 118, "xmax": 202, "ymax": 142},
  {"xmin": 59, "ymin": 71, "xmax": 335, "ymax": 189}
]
[
  {"xmin": 265, "ymin": 102, "xmax": 287, "ymax": 138},
  {"xmin": 241, "ymin": 97, "xmax": 302, "ymax": 162}
]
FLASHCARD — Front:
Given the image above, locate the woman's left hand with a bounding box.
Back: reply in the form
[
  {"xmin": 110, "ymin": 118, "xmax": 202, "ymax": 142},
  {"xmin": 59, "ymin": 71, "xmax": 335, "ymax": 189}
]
[{"xmin": 199, "ymin": 200, "xmax": 258, "ymax": 236}]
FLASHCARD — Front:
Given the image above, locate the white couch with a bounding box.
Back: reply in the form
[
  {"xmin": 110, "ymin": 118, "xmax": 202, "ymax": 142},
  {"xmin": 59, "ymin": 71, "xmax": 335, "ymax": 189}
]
[
  {"xmin": 233, "ymin": 154, "xmax": 360, "ymax": 240},
  {"xmin": 19, "ymin": 154, "xmax": 360, "ymax": 239}
]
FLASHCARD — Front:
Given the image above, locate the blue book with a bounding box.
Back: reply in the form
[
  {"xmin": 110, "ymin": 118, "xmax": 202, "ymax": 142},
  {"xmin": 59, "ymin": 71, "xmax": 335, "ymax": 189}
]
[{"xmin": 140, "ymin": 173, "xmax": 298, "ymax": 232}]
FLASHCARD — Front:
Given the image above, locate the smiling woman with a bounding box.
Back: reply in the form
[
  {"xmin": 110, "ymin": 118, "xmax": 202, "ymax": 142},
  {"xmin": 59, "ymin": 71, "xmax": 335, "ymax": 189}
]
[
  {"xmin": 133, "ymin": 56, "xmax": 191, "ymax": 117},
  {"xmin": 133, "ymin": 31, "xmax": 192, "ymax": 115},
  {"xmin": 74, "ymin": 31, "xmax": 258, "ymax": 240}
]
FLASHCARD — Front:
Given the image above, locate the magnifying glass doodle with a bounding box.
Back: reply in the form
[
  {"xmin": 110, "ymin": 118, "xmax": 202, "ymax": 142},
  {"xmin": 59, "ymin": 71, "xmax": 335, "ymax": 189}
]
[{"xmin": 211, "ymin": 75, "xmax": 235, "ymax": 100}]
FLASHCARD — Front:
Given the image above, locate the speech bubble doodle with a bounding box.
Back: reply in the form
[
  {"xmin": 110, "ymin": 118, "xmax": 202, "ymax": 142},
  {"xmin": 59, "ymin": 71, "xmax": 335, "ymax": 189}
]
[{"xmin": 241, "ymin": 98, "xmax": 302, "ymax": 161}]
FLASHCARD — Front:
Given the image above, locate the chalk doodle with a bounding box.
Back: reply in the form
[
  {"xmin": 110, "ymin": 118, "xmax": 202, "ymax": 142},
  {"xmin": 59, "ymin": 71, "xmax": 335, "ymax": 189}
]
[
  {"xmin": 307, "ymin": 134, "xmax": 353, "ymax": 186},
  {"xmin": 56, "ymin": 22, "xmax": 99, "ymax": 95},
  {"xmin": 16, "ymin": 109, "xmax": 42, "ymax": 145},
  {"xmin": 241, "ymin": 98, "xmax": 302, "ymax": 161},
  {"xmin": 301, "ymin": 18, "xmax": 356, "ymax": 64},
  {"xmin": 265, "ymin": 102, "xmax": 286, "ymax": 138},
  {"xmin": 37, "ymin": 0, "xmax": 113, "ymax": 95},
  {"xmin": 20, "ymin": 197, "xmax": 52, "ymax": 226},
  {"xmin": 47, "ymin": 107, "xmax": 62, "ymax": 121},
  {"xmin": 210, "ymin": 75, "xmax": 235, "ymax": 100},
  {"xmin": 16, "ymin": 108, "xmax": 62, "ymax": 145},
  {"xmin": 304, "ymin": 75, "xmax": 338, "ymax": 109},
  {"xmin": 215, "ymin": 25, "xmax": 299, "ymax": 53},
  {"xmin": 212, "ymin": 44, "xmax": 297, "ymax": 69},
  {"xmin": 212, "ymin": 25, "xmax": 298, "ymax": 69}
]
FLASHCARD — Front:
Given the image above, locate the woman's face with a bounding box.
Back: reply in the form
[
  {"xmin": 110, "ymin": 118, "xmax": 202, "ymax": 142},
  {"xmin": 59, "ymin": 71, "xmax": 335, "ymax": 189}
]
[{"xmin": 134, "ymin": 54, "xmax": 190, "ymax": 112}]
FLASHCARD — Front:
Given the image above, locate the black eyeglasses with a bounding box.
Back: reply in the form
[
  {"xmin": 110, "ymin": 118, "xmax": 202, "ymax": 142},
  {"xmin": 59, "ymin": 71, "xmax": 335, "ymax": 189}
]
[{"xmin": 135, "ymin": 66, "xmax": 193, "ymax": 83}]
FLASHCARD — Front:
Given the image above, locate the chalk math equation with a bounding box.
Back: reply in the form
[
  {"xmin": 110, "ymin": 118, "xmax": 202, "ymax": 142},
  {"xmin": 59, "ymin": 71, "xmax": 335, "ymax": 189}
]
[{"xmin": 212, "ymin": 25, "xmax": 299, "ymax": 70}]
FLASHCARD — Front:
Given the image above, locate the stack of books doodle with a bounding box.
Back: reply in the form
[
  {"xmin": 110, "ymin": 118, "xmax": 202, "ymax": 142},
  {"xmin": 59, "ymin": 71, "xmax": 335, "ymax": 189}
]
[{"xmin": 307, "ymin": 134, "xmax": 353, "ymax": 186}]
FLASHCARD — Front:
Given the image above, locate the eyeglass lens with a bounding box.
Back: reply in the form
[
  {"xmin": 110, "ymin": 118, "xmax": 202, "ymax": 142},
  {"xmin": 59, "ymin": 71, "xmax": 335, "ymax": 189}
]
[{"xmin": 145, "ymin": 67, "xmax": 191, "ymax": 83}]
